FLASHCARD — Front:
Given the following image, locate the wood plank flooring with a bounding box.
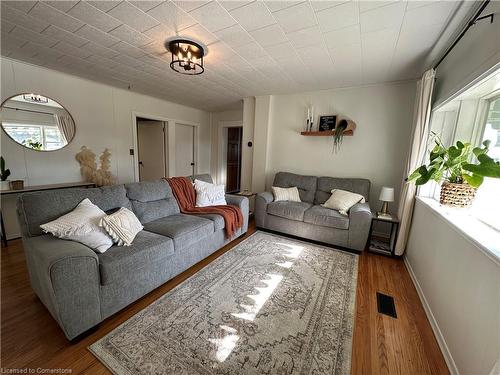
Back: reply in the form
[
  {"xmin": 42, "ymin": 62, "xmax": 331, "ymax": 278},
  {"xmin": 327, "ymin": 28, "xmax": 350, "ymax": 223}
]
[{"xmin": 1, "ymin": 221, "xmax": 449, "ymax": 374}]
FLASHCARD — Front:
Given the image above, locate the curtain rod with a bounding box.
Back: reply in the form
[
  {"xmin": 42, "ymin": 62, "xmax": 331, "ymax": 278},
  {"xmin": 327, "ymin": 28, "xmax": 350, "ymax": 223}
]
[
  {"xmin": 3, "ymin": 106, "xmax": 56, "ymax": 116},
  {"xmin": 434, "ymin": 0, "xmax": 494, "ymax": 70}
]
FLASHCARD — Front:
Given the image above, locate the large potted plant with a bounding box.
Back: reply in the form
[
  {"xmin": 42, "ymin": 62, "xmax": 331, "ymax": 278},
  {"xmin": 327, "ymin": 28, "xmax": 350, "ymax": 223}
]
[{"xmin": 408, "ymin": 134, "xmax": 500, "ymax": 207}]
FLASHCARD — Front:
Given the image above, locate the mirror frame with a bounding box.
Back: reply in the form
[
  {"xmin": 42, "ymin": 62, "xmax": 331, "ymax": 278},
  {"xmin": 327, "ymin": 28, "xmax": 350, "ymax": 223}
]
[{"xmin": 0, "ymin": 93, "xmax": 76, "ymax": 152}]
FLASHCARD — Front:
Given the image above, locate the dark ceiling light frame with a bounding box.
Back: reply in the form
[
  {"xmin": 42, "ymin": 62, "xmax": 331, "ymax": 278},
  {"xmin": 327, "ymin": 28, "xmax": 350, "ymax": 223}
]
[{"xmin": 166, "ymin": 39, "xmax": 205, "ymax": 75}]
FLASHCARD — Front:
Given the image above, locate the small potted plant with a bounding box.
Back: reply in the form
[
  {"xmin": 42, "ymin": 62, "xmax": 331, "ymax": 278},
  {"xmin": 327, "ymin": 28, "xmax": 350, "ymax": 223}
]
[
  {"xmin": 408, "ymin": 133, "xmax": 500, "ymax": 207},
  {"xmin": 332, "ymin": 119, "xmax": 356, "ymax": 153},
  {"xmin": 1, "ymin": 156, "xmax": 11, "ymax": 190}
]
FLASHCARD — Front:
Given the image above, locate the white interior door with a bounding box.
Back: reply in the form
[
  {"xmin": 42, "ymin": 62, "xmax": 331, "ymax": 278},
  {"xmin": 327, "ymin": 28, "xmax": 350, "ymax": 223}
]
[
  {"xmin": 175, "ymin": 123, "xmax": 195, "ymax": 177},
  {"xmin": 137, "ymin": 120, "xmax": 166, "ymax": 181}
]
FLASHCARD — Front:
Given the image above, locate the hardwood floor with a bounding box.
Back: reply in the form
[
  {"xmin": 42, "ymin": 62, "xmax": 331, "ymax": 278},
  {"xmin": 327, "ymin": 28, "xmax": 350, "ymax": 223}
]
[{"xmin": 1, "ymin": 222, "xmax": 448, "ymax": 374}]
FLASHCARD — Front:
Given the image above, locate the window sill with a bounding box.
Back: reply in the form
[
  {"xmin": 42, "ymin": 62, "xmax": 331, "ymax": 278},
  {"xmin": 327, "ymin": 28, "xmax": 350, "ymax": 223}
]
[{"xmin": 416, "ymin": 197, "xmax": 500, "ymax": 264}]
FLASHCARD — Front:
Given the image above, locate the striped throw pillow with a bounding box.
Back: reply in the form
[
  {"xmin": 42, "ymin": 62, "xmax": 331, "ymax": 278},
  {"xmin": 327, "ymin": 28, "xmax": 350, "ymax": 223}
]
[{"xmin": 272, "ymin": 186, "xmax": 301, "ymax": 202}]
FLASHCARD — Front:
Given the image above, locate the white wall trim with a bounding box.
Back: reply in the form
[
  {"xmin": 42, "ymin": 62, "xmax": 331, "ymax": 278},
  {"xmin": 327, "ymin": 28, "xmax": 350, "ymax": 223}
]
[{"xmin": 403, "ymin": 256, "xmax": 459, "ymax": 375}]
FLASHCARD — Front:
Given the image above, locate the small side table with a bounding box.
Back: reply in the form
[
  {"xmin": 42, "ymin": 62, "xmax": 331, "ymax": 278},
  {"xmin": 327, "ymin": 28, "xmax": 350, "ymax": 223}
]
[
  {"xmin": 232, "ymin": 190, "xmax": 257, "ymax": 216},
  {"xmin": 368, "ymin": 214, "xmax": 399, "ymax": 257}
]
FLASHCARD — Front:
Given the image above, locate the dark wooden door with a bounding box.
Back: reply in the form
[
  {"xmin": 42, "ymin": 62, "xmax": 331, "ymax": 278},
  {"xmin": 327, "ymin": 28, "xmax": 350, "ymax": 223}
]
[{"xmin": 226, "ymin": 127, "xmax": 242, "ymax": 193}]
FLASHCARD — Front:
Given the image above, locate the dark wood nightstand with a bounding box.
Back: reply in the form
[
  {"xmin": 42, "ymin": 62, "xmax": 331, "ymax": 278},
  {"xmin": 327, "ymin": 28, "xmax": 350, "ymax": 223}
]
[{"xmin": 368, "ymin": 214, "xmax": 400, "ymax": 257}]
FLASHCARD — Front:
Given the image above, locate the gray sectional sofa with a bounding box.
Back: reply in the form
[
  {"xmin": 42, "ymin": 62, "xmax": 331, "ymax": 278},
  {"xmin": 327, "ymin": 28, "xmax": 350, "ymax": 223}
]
[
  {"xmin": 255, "ymin": 172, "xmax": 372, "ymax": 251},
  {"xmin": 16, "ymin": 174, "xmax": 248, "ymax": 340}
]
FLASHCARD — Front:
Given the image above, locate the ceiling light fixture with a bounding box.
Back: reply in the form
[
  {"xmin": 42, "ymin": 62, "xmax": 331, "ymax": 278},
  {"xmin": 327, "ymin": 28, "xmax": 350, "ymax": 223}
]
[
  {"xmin": 23, "ymin": 93, "xmax": 48, "ymax": 103},
  {"xmin": 166, "ymin": 39, "xmax": 205, "ymax": 75}
]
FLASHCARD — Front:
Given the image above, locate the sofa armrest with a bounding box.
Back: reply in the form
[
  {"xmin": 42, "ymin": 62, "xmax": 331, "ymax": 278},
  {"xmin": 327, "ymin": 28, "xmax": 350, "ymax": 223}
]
[
  {"xmin": 255, "ymin": 192, "xmax": 273, "ymax": 227},
  {"xmin": 23, "ymin": 235, "xmax": 101, "ymax": 339},
  {"xmin": 348, "ymin": 202, "xmax": 372, "ymax": 251},
  {"xmin": 225, "ymin": 194, "xmax": 249, "ymax": 233}
]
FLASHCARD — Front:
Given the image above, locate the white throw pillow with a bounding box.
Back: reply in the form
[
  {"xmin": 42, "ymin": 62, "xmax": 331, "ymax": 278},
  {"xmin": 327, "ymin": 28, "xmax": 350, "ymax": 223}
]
[
  {"xmin": 322, "ymin": 189, "xmax": 366, "ymax": 215},
  {"xmin": 272, "ymin": 186, "xmax": 301, "ymax": 202},
  {"xmin": 100, "ymin": 207, "xmax": 143, "ymax": 246},
  {"xmin": 194, "ymin": 179, "xmax": 227, "ymax": 207},
  {"xmin": 40, "ymin": 198, "xmax": 113, "ymax": 253}
]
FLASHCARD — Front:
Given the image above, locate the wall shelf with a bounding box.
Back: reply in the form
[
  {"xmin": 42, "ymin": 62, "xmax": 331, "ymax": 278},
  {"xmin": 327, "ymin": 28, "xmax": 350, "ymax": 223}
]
[{"xmin": 300, "ymin": 130, "xmax": 354, "ymax": 136}]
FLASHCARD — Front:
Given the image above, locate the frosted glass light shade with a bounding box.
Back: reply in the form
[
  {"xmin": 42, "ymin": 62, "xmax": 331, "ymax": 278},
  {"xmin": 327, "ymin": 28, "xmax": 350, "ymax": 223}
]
[{"xmin": 379, "ymin": 187, "xmax": 394, "ymax": 202}]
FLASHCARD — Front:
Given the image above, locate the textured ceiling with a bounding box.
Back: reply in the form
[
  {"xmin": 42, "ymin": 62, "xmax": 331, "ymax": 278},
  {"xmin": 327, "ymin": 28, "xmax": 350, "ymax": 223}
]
[{"xmin": 1, "ymin": 0, "xmax": 470, "ymax": 111}]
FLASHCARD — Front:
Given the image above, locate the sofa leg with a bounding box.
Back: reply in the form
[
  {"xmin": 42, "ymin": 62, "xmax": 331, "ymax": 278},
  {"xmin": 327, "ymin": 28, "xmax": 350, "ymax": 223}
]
[{"xmin": 69, "ymin": 323, "xmax": 101, "ymax": 343}]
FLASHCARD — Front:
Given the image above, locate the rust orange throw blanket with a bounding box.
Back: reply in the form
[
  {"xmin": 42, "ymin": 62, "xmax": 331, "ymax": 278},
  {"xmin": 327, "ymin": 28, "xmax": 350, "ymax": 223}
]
[{"xmin": 165, "ymin": 177, "xmax": 243, "ymax": 238}]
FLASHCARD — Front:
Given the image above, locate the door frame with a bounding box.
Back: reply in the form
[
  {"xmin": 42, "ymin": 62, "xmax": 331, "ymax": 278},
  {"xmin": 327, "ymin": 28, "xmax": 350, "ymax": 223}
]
[
  {"xmin": 131, "ymin": 112, "xmax": 200, "ymax": 182},
  {"xmin": 217, "ymin": 120, "xmax": 243, "ymax": 186}
]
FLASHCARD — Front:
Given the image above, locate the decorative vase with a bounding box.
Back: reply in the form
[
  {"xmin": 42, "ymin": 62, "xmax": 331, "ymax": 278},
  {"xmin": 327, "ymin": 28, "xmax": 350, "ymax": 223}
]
[
  {"xmin": 0, "ymin": 180, "xmax": 10, "ymax": 190},
  {"xmin": 439, "ymin": 181, "xmax": 477, "ymax": 207}
]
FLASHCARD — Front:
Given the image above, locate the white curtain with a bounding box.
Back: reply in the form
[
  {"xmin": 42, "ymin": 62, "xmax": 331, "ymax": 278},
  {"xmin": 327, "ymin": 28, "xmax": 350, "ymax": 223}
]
[
  {"xmin": 54, "ymin": 114, "xmax": 75, "ymax": 143},
  {"xmin": 395, "ymin": 68, "xmax": 436, "ymax": 256}
]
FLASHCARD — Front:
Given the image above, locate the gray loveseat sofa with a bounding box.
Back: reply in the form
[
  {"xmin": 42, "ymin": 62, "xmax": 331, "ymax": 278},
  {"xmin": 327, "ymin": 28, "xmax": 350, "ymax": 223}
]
[
  {"xmin": 16, "ymin": 174, "xmax": 248, "ymax": 340},
  {"xmin": 255, "ymin": 172, "xmax": 371, "ymax": 251}
]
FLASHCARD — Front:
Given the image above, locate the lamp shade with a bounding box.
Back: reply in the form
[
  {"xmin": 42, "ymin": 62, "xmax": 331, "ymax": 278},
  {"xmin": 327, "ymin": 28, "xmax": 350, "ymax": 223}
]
[{"xmin": 379, "ymin": 187, "xmax": 394, "ymax": 202}]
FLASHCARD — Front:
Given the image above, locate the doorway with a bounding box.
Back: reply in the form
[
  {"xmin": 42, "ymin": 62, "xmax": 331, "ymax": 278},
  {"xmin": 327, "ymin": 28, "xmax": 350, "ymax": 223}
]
[
  {"xmin": 226, "ymin": 127, "xmax": 242, "ymax": 193},
  {"xmin": 175, "ymin": 123, "xmax": 196, "ymax": 177},
  {"xmin": 136, "ymin": 117, "xmax": 167, "ymax": 181}
]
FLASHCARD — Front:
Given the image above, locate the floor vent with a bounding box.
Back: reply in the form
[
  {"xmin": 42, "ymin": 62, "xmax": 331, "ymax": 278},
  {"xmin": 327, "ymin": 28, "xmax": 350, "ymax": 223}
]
[{"xmin": 377, "ymin": 292, "xmax": 397, "ymax": 318}]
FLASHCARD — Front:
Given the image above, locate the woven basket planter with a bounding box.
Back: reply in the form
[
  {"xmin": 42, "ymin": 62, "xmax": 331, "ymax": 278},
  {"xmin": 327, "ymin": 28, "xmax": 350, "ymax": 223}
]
[{"xmin": 440, "ymin": 181, "xmax": 477, "ymax": 207}]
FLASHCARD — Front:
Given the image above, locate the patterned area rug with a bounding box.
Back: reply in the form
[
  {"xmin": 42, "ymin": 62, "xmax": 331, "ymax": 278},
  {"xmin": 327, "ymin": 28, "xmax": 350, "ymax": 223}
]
[{"xmin": 89, "ymin": 231, "xmax": 358, "ymax": 375}]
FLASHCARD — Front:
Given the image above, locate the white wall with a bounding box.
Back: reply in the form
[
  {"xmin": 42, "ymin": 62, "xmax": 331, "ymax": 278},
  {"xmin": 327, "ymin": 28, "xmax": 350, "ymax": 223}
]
[
  {"xmin": 405, "ymin": 199, "xmax": 499, "ymax": 375},
  {"xmin": 1, "ymin": 57, "xmax": 211, "ymax": 186},
  {"xmin": 1, "ymin": 57, "xmax": 211, "ymax": 239},
  {"xmin": 258, "ymin": 82, "xmax": 416, "ymax": 209},
  {"xmin": 433, "ymin": 1, "xmax": 500, "ymax": 107}
]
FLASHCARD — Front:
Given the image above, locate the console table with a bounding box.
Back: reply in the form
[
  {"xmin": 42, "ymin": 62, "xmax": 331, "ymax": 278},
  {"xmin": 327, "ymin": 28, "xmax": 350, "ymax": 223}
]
[{"xmin": 0, "ymin": 182, "xmax": 95, "ymax": 247}]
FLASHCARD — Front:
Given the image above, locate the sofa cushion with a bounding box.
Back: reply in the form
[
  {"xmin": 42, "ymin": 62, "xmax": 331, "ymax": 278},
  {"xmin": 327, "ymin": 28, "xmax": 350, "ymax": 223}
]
[
  {"xmin": 17, "ymin": 185, "xmax": 131, "ymax": 237},
  {"xmin": 98, "ymin": 230, "xmax": 174, "ymax": 285},
  {"xmin": 303, "ymin": 205, "xmax": 350, "ymax": 230},
  {"xmin": 273, "ymin": 172, "xmax": 317, "ymax": 203},
  {"xmin": 197, "ymin": 213, "xmax": 225, "ymax": 231},
  {"xmin": 315, "ymin": 177, "xmax": 370, "ymax": 205},
  {"xmin": 143, "ymin": 214, "xmax": 214, "ymax": 250},
  {"xmin": 125, "ymin": 181, "xmax": 180, "ymax": 224},
  {"xmin": 267, "ymin": 201, "xmax": 312, "ymax": 222}
]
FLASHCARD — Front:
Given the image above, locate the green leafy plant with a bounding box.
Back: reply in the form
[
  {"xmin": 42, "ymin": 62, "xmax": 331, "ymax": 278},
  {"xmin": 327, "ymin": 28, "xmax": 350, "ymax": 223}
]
[
  {"xmin": 407, "ymin": 133, "xmax": 500, "ymax": 188},
  {"xmin": 333, "ymin": 119, "xmax": 347, "ymax": 153},
  {"xmin": 22, "ymin": 138, "xmax": 42, "ymax": 150},
  {"xmin": 1, "ymin": 156, "xmax": 11, "ymax": 181}
]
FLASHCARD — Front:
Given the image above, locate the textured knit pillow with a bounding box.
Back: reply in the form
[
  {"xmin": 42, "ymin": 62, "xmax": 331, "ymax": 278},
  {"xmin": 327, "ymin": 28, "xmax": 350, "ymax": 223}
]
[
  {"xmin": 40, "ymin": 198, "xmax": 113, "ymax": 253},
  {"xmin": 272, "ymin": 186, "xmax": 301, "ymax": 202},
  {"xmin": 322, "ymin": 189, "xmax": 366, "ymax": 215},
  {"xmin": 194, "ymin": 179, "xmax": 227, "ymax": 207},
  {"xmin": 100, "ymin": 207, "xmax": 143, "ymax": 246}
]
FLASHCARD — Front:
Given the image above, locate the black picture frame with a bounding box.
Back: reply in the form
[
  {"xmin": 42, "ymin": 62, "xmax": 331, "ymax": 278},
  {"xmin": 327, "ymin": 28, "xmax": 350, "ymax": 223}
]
[{"xmin": 318, "ymin": 115, "xmax": 337, "ymax": 131}]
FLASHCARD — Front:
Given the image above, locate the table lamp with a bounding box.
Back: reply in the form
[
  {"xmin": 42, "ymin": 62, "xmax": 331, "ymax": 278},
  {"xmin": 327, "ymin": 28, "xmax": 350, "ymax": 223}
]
[{"xmin": 378, "ymin": 187, "xmax": 394, "ymax": 218}]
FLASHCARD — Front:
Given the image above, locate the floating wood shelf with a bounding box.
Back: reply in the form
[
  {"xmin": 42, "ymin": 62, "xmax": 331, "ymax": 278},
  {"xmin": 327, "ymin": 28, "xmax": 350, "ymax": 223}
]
[{"xmin": 300, "ymin": 130, "xmax": 354, "ymax": 136}]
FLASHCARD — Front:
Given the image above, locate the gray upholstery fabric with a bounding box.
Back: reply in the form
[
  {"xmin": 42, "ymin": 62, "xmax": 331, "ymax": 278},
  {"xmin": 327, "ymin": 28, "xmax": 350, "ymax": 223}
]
[
  {"xmin": 348, "ymin": 202, "xmax": 372, "ymax": 250},
  {"xmin": 98, "ymin": 231, "xmax": 174, "ymax": 285},
  {"xmin": 17, "ymin": 185, "xmax": 131, "ymax": 237},
  {"xmin": 267, "ymin": 201, "xmax": 312, "ymax": 222},
  {"xmin": 144, "ymin": 214, "xmax": 214, "ymax": 250},
  {"xmin": 125, "ymin": 181, "xmax": 180, "ymax": 223},
  {"xmin": 22, "ymin": 235, "xmax": 100, "ymax": 340},
  {"xmin": 255, "ymin": 172, "xmax": 372, "ymax": 251},
  {"xmin": 273, "ymin": 172, "xmax": 317, "ymax": 203},
  {"xmin": 197, "ymin": 213, "xmax": 225, "ymax": 231},
  {"xmin": 255, "ymin": 192, "xmax": 273, "ymax": 227},
  {"xmin": 266, "ymin": 214, "xmax": 349, "ymax": 245},
  {"xmin": 17, "ymin": 180, "xmax": 249, "ymax": 340},
  {"xmin": 303, "ymin": 205, "xmax": 349, "ymax": 230},
  {"xmin": 315, "ymin": 177, "xmax": 371, "ymax": 204}
]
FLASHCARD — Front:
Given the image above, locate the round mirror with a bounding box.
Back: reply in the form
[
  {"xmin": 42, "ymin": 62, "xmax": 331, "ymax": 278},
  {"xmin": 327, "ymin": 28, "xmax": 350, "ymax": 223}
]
[{"xmin": 1, "ymin": 93, "xmax": 75, "ymax": 151}]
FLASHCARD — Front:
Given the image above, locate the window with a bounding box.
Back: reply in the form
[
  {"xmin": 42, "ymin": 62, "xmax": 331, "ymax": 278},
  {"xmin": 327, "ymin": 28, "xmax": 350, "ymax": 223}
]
[
  {"xmin": 422, "ymin": 69, "xmax": 500, "ymax": 232},
  {"xmin": 3, "ymin": 123, "xmax": 65, "ymax": 151},
  {"xmin": 471, "ymin": 97, "xmax": 500, "ymax": 231}
]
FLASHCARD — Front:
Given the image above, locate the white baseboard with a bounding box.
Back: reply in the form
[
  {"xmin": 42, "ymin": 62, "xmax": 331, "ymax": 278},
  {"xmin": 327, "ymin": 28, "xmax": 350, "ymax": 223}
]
[{"xmin": 403, "ymin": 256, "xmax": 460, "ymax": 375}]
